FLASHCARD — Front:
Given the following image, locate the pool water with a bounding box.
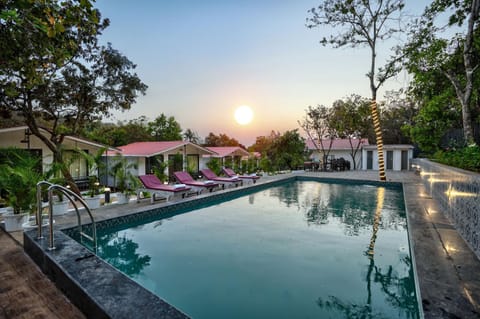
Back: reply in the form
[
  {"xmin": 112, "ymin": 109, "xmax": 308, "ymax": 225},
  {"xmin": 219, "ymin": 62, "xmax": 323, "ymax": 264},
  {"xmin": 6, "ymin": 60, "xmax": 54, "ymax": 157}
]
[{"xmin": 95, "ymin": 181, "xmax": 420, "ymax": 319}]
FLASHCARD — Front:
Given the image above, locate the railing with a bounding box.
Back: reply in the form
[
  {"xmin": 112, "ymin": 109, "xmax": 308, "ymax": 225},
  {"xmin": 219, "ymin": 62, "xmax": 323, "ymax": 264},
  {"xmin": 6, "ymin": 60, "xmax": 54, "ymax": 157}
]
[{"xmin": 36, "ymin": 181, "xmax": 97, "ymax": 252}]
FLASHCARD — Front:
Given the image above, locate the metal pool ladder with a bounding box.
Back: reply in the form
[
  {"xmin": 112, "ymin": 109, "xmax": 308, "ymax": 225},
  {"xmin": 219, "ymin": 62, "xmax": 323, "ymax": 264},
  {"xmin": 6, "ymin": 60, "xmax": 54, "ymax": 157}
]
[{"xmin": 36, "ymin": 181, "xmax": 97, "ymax": 253}]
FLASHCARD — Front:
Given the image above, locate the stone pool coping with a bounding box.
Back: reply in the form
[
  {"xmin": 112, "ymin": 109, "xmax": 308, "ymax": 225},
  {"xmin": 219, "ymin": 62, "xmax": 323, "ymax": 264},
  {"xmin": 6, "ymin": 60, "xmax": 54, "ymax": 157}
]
[{"xmin": 23, "ymin": 171, "xmax": 480, "ymax": 318}]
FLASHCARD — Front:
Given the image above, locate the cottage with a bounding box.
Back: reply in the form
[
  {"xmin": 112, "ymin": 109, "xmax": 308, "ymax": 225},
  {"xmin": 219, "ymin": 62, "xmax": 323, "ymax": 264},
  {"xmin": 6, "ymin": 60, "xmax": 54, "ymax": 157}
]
[
  {"xmin": 107, "ymin": 141, "xmax": 216, "ymax": 183},
  {"xmin": 362, "ymin": 144, "xmax": 414, "ymax": 171},
  {"xmin": 306, "ymin": 138, "xmax": 368, "ymax": 170}
]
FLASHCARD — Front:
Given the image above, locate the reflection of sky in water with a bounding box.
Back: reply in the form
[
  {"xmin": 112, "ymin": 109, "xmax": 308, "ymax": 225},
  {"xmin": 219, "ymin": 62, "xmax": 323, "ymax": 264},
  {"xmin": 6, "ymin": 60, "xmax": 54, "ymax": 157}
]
[{"xmin": 96, "ymin": 181, "xmax": 419, "ymax": 319}]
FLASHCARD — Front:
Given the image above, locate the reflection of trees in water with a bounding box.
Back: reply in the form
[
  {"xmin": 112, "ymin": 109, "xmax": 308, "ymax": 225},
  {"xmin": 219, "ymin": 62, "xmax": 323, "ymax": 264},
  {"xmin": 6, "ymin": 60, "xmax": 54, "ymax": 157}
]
[
  {"xmin": 97, "ymin": 232, "xmax": 151, "ymax": 277},
  {"xmin": 298, "ymin": 183, "xmax": 406, "ymax": 236},
  {"xmin": 268, "ymin": 182, "xmax": 302, "ymax": 208},
  {"xmin": 316, "ymin": 187, "xmax": 419, "ymax": 319},
  {"xmin": 317, "ymin": 256, "xmax": 419, "ymax": 319}
]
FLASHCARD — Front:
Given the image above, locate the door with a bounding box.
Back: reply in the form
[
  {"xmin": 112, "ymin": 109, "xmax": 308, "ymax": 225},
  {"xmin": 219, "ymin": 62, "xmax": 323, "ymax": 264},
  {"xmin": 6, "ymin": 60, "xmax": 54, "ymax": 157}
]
[
  {"xmin": 367, "ymin": 151, "xmax": 373, "ymax": 170},
  {"xmin": 386, "ymin": 151, "xmax": 393, "ymax": 170},
  {"xmin": 401, "ymin": 150, "xmax": 408, "ymax": 170}
]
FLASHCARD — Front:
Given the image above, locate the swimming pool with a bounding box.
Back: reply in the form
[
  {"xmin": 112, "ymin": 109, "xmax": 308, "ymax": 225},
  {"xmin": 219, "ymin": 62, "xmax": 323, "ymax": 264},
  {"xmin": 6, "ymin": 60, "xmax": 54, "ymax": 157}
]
[{"xmin": 92, "ymin": 180, "xmax": 421, "ymax": 319}]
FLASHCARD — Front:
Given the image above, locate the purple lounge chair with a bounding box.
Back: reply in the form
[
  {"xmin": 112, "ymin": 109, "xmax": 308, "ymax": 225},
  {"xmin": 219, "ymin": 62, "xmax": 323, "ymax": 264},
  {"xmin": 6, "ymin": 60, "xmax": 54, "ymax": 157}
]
[
  {"xmin": 222, "ymin": 167, "xmax": 260, "ymax": 184},
  {"xmin": 173, "ymin": 171, "xmax": 219, "ymax": 193},
  {"xmin": 200, "ymin": 168, "xmax": 242, "ymax": 189},
  {"xmin": 137, "ymin": 174, "xmax": 192, "ymax": 203}
]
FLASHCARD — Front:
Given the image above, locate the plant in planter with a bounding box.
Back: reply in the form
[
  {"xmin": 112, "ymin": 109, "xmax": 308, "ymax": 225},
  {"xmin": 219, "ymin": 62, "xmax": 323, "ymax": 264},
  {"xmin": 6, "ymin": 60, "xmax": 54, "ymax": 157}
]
[
  {"xmin": 0, "ymin": 148, "xmax": 43, "ymax": 231},
  {"xmin": 111, "ymin": 154, "xmax": 139, "ymax": 204},
  {"xmin": 83, "ymin": 175, "xmax": 101, "ymax": 209},
  {"xmin": 44, "ymin": 161, "xmax": 71, "ymax": 215},
  {"xmin": 77, "ymin": 147, "xmax": 107, "ymax": 209}
]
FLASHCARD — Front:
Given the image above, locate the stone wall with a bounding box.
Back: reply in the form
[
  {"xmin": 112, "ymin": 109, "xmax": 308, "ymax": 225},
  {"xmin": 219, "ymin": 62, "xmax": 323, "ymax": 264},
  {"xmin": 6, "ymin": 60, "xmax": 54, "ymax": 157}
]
[{"xmin": 413, "ymin": 158, "xmax": 480, "ymax": 259}]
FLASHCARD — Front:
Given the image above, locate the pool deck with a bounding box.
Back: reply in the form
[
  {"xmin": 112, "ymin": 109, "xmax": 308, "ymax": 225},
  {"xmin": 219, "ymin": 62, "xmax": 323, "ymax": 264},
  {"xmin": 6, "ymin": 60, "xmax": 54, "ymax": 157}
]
[{"xmin": 2, "ymin": 170, "xmax": 480, "ymax": 318}]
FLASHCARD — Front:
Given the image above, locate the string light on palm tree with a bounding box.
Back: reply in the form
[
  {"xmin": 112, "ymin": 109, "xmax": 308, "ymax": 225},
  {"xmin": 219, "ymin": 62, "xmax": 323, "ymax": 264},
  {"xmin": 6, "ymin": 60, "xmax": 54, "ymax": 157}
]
[{"xmin": 371, "ymin": 100, "xmax": 386, "ymax": 181}]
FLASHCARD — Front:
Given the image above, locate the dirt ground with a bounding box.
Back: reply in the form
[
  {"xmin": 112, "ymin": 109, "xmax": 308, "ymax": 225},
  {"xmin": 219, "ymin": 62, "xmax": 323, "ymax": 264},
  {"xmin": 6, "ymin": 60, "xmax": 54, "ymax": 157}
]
[{"xmin": 0, "ymin": 229, "xmax": 85, "ymax": 319}]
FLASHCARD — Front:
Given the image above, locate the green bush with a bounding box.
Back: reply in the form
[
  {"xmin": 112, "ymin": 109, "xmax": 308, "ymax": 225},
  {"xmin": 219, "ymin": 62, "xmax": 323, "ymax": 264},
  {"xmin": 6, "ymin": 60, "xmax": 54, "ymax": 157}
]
[{"xmin": 433, "ymin": 145, "xmax": 480, "ymax": 172}]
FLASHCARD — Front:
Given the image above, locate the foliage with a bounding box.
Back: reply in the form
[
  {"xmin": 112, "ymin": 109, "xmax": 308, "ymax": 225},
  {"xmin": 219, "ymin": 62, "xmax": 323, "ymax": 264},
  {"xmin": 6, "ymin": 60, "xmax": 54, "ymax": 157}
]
[
  {"xmin": 403, "ymin": 92, "xmax": 461, "ymax": 153},
  {"xmin": 147, "ymin": 114, "xmax": 182, "ymax": 141},
  {"xmin": 0, "ymin": 0, "xmax": 147, "ymax": 193},
  {"xmin": 203, "ymin": 132, "xmax": 244, "ymax": 148},
  {"xmin": 110, "ymin": 154, "xmax": 139, "ymax": 195},
  {"xmin": 81, "ymin": 117, "xmax": 152, "ymax": 146},
  {"xmin": 401, "ymin": 0, "xmax": 480, "ymax": 144},
  {"xmin": 248, "ymin": 131, "xmax": 279, "ymax": 154},
  {"xmin": 433, "ymin": 145, "xmax": 480, "ymax": 172},
  {"xmin": 206, "ymin": 158, "xmax": 222, "ymax": 175},
  {"xmin": 0, "ymin": 148, "xmax": 43, "ymax": 214},
  {"xmin": 76, "ymin": 147, "xmax": 107, "ymax": 197},
  {"xmin": 259, "ymin": 156, "xmax": 274, "ymax": 174},
  {"xmin": 183, "ymin": 128, "xmax": 200, "ymax": 144},
  {"xmin": 329, "ymin": 95, "xmax": 372, "ymax": 169},
  {"xmin": 266, "ymin": 130, "xmax": 306, "ymax": 171},
  {"xmin": 152, "ymin": 161, "xmax": 169, "ymax": 183},
  {"xmin": 299, "ymin": 104, "xmax": 336, "ymax": 170},
  {"xmin": 381, "ymin": 91, "xmax": 417, "ymax": 145}
]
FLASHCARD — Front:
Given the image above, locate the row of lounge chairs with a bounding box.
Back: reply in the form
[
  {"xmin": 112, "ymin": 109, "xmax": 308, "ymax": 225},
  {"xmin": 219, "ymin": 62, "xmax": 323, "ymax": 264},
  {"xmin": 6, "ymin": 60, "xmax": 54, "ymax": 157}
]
[{"xmin": 137, "ymin": 168, "xmax": 260, "ymax": 204}]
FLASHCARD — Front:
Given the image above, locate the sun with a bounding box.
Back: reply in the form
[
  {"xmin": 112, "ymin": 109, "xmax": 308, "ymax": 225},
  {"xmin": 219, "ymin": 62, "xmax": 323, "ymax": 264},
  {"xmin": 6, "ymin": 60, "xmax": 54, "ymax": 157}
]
[{"xmin": 234, "ymin": 105, "xmax": 253, "ymax": 125}]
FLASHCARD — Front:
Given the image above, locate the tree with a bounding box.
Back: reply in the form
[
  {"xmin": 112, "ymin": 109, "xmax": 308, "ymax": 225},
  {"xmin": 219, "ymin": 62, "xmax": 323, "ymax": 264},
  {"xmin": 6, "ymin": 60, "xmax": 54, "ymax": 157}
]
[
  {"xmin": 381, "ymin": 90, "xmax": 417, "ymax": 145},
  {"xmin": 402, "ymin": 0, "xmax": 480, "ymax": 145},
  {"xmin": 0, "ymin": 0, "xmax": 147, "ymax": 193},
  {"xmin": 330, "ymin": 95, "xmax": 372, "ymax": 169},
  {"xmin": 183, "ymin": 128, "xmax": 200, "ymax": 144},
  {"xmin": 248, "ymin": 130, "xmax": 280, "ymax": 154},
  {"xmin": 267, "ymin": 130, "xmax": 306, "ymax": 171},
  {"xmin": 307, "ymin": 0, "xmax": 405, "ymax": 181},
  {"xmin": 299, "ymin": 105, "xmax": 336, "ymax": 171},
  {"xmin": 203, "ymin": 132, "xmax": 244, "ymax": 148},
  {"xmin": 147, "ymin": 114, "xmax": 182, "ymax": 141}
]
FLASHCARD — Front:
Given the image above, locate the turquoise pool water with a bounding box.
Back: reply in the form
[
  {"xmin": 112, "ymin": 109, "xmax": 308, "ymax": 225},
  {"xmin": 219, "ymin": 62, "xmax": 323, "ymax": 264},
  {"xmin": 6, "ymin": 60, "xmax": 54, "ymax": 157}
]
[{"xmin": 94, "ymin": 180, "xmax": 420, "ymax": 319}]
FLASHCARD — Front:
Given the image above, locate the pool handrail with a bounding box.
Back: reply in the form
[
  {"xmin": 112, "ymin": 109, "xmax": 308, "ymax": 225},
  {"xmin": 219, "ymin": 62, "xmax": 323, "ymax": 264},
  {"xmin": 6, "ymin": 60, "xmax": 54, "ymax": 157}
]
[{"xmin": 36, "ymin": 181, "xmax": 97, "ymax": 252}]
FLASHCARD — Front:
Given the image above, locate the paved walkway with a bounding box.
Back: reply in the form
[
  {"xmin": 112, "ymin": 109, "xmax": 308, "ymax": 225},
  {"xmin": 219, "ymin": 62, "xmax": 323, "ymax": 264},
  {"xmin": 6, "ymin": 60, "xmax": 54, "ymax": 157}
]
[
  {"xmin": 1, "ymin": 170, "xmax": 480, "ymax": 318},
  {"xmin": 0, "ymin": 229, "xmax": 85, "ymax": 319}
]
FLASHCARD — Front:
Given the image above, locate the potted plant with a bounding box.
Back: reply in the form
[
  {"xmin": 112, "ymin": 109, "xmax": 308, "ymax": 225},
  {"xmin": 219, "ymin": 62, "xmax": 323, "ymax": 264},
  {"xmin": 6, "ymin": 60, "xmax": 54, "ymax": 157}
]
[
  {"xmin": 111, "ymin": 154, "xmax": 139, "ymax": 204},
  {"xmin": 83, "ymin": 175, "xmax": 101, "ymax": 209},
  {"xmin": 44, "ymin": 161, "xmax": 70, "ymax": 215},
  {"xmin": 77, "ymin": 147, "xmax": 107, "ymax": 209},
  {"xmin": 0, "ymin": 148, "xmax": 43, "ymax": 231}
]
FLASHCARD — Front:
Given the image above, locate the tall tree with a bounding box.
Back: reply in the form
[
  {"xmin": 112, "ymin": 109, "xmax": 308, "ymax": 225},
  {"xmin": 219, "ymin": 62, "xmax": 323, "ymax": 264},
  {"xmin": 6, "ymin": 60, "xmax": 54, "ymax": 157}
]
[
  {"xmin": 402, "ymin": 0, "xmax": 480, "ymax": 145},
  {"xmin": 306, "ymin": 0, "xmax": 405, "ymax": 181},
  {"xmin": 0, "ymin": 0, "xmax": 147, "ymax": 193},
  {"xmin": 147, "ymin": 114, "xmax": 182, "ymax": 141}
]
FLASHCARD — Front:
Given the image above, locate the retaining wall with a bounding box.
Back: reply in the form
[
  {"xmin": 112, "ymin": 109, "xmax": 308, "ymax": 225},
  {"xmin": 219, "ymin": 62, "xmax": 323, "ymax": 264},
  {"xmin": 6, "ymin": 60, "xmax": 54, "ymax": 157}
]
[{"xmin": 413, "ymin": 158, "xmax": 480, "ymax": 259}]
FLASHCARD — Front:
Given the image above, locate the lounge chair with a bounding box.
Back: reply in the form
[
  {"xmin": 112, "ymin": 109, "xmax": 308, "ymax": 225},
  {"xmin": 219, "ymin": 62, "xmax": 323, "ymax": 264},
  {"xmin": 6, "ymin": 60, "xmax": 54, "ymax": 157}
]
[
  {"xmin": 200, "ymin": 168, "xmax": 242, "ymax": 189},
  {"xmin": 137, "ymin": 174, "xmax": 192, "ymax": 203},
  {"xmin": 222, "ymin": 167, "xmax": 260, "ymax": 184},
  {"xmin": 173, "ymin": 171, "xmax": 219, "ymax": 194}
]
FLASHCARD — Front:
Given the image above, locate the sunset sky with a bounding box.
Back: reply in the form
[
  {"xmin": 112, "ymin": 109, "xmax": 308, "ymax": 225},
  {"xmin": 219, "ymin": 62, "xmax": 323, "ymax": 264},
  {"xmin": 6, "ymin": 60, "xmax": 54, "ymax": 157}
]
[{"xmin": 96, "ymin": 0, "xmax": 431, "ymax": 146}]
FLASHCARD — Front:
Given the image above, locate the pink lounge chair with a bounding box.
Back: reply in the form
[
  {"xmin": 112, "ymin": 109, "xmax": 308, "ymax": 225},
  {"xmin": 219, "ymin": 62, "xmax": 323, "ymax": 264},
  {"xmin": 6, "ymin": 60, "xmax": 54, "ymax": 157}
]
[
  {"xmin": 173, "ymin": 171, "xmax": 219, "ymax": 193},
  {"xmin": 222, "ymin": 167, "xmax": 260, "ymax": 184},
  {"xmin": 137, "ymin": 174, "xmax": 192, "ymax": 203},
  {"xmin": 200, "ymin": 168, "xmax": 242, "ymax": 189}
]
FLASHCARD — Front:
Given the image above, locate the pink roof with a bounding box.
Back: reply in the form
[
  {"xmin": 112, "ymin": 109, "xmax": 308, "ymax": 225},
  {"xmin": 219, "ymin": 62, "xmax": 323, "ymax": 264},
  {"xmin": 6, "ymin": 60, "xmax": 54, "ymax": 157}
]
[
  {"xmin": 306, "ymin": 138, "xmax": 369, "ymax": 150},
  {"xmin": 205, "ymin": 146, "xmax": 250, "ymax": 158}
]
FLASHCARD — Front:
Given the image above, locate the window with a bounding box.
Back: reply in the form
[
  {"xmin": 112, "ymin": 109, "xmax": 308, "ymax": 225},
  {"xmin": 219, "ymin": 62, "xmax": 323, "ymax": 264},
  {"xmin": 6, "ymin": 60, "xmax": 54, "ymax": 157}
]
[{"xmin": 64, "ymin": 150, "xmax": 88, "ymax": 179}]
